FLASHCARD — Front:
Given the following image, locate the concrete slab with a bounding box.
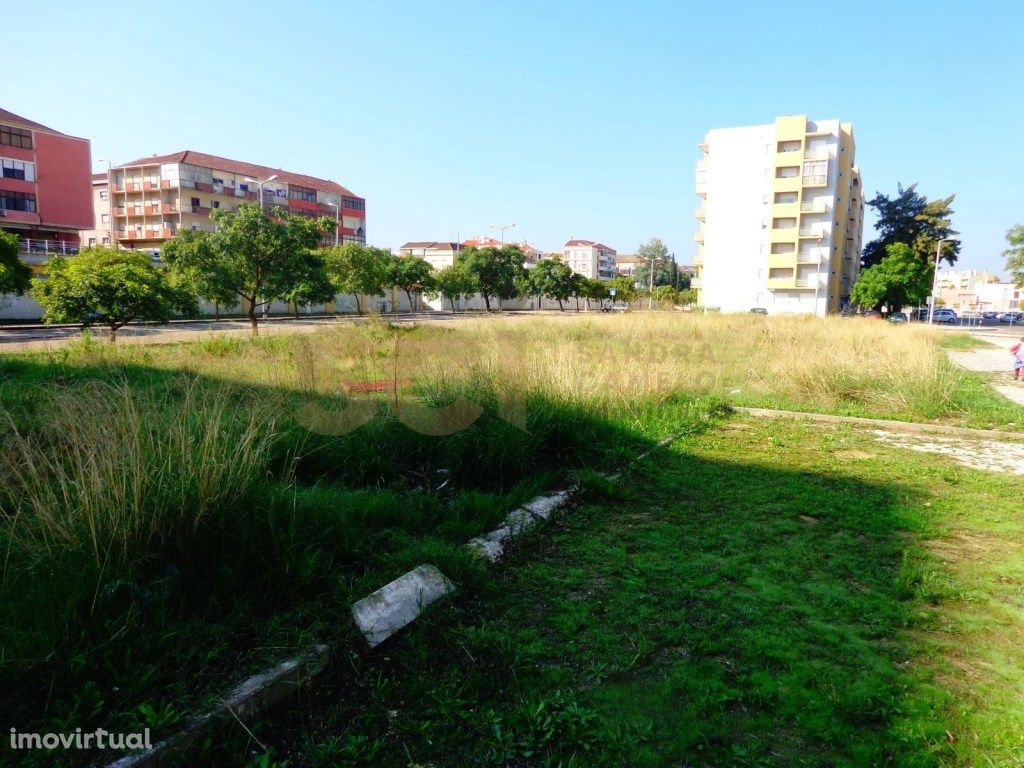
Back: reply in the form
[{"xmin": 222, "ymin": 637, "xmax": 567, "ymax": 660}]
[{"xmin": 351, "ymin": 564, "xmax": 455, "ymax": 648}]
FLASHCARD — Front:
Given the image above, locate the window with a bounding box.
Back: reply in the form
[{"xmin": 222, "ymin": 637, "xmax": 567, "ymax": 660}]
[
  {"xmin": 2, "ymin": 158, "xmax": 35, "ymax": 181},
  {"xmin": 101, "ymin": 214, "xmax": 110, "ymax": 224},
  {"xmin": 102, "ymin": 237, "xmax": 110, "ymax": 245},
  {"xmin": 99, "ymin": 190, "xmax": 109, "ymax": 200},
  {"xmin": 341, "ymin": 195, "xmax": 365, "ymax": 211},
  {"xmin": 288, "ymin": 185, "xmax": 317, "ymax": 203},
  {"xmin": 238, "ymin": 183, "xmax": 248, "ymax": 192},
  {"xmin": 0, "ymin": 125, "xmax": 33, "ymax": 149},
  {"xmin": 0, "ymin": 189, "xmax": 37, "ymax": 212},
  {"xmin": 212, "ymin": 200, "xmax": 220, "ymax": 209},
  {"xmin": 191, "ymin": 197, "xmax": 200, "ymax": 207},
  {"xmin": 88, "ymin": 238, "xmax": 96, "ymax": 246}
]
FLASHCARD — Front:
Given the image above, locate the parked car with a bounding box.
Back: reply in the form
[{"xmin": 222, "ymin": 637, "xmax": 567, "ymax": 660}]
[
  {"xmin": 749, "ymin": 307, "xmax": 768, "ymax": 315},
  {"xmin": 1000, "ymin": 311, "xmax": 1024, "ymax": 324},
  {"xmin": 863, "ymin": 310, "xmax": 883, "ymax": 319},
  {"xmin": 931, "ymin": 308, "xmax": 959, "ymax": 324},
  {"xmin": 609, "ymin": 302, "xmax": 630, "ymax": 312},
  {"xmin": 889, "ymin": 312, "xmax": 908, "ymax": 324},
  {"xmin": 982, "ymin": 311, "xmax": 1000, "ymax": 321},
  {"xmin": 961, "ymin": 310, "xmax": 982, "ymax": 321}
]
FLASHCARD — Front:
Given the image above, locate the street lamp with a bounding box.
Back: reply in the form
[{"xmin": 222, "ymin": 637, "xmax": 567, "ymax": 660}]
[
  {"xmin": 928, "ymin": 238, "xmax": 958, "ymax": 324},
  {"xmin": 243, "ymin": 174, "xmax": 279, "ymax": 211},
  {"xmin": 490, "ymin": 222, "xmax": 516, "ymax": 244},
  {"xmin": 643, "ymin": 256, "xmax": 657, "ymax": 311},
  {"xmin": 326, "ymin": 201, "xmax": 339, "ymax": 246}
]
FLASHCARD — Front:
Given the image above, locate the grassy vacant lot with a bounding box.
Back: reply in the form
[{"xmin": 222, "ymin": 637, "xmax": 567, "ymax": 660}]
[{"xmin": 0, "ymin": 314, "xmax": 1021, "ymax": 766}]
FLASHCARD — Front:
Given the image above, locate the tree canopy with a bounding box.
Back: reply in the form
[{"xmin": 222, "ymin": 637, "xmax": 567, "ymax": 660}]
[
  {"xmin": 0, "ymin": 230, "xmax": 32, "ymax": 297},
  {"xmin": 850, "ymin": 242, "xmax": 932, "ymax": 312},
  {"xmin": 162, "ymin": 202, "xmax": 331, "ymax": 334},
  {"xmin": 458, "ymin": 246, "xmax": 524, "ymax": 311},
  {"xmin": 387, "ymin": 254, "xmax": 434, "ymax": 309},
  {"xmin": 633, "ymin": 238, "xmax": 678, "ymax": 289},
  {"xmin": 32, "ymin": 247, "xmax": 194, "ymax": 341},
  {"xmin": 430, "ymin": 263, "xmax": 476, "ymax": 312},
  {"xmin": 606, "ymin": 275, "xmax": 638, "ymax": 303},
  {"xmin": 862, "ymin": 183, "xmax": 959, "ymax": 269},
  {"xmin": 1003, "ymin": 225, "xmax": 1024, "ymax": 287},
  {"xmin": 323, "ymin": 243, "xmax": 392, "ymax": 314},
  {"xmin": 529, "ymin": 259, "xmax": 575, "ymax": 310}
]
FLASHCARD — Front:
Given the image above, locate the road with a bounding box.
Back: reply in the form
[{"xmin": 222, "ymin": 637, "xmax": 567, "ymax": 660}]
[{"xmin": 0, "ymin": 311, "xmax": 575, "ymax": 351}]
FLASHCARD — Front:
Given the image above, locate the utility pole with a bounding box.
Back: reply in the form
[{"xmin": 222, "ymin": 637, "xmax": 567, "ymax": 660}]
[{"xmin": 928, "ymin": 239, "xmax": 958, "ymax": 324}]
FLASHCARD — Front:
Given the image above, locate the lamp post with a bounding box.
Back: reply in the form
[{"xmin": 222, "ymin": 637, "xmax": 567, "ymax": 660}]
[
  {"xmin": 490, "ymin": 222, "xmax": 516, "ymax": 244},
  {"xmin": 326, "ymin": 201, "xmax": 339, "ymax": 246},
  {"xmin": 644, "ymin": 256, "xmax": 657, "ymax": 311},
  {"xmin": 243, "ymin": 173, "xmax": 279, "ymax": 211},
  {"xmin": 928, "ymin": 238, "xmax": 958, "ymax": 324}
]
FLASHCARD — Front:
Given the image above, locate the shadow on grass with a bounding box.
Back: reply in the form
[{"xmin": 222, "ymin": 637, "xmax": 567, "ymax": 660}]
[
  {"xmin": 0, "ymin": 353, "xmax": 715, "ymax": 768},
  {"xmin": 214, "ymin": 433, "xmax": 953, "ymax": 768}
]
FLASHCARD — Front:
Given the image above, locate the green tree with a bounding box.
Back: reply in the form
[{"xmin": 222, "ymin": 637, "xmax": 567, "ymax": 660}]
[
  {"xmin": 651, "ymin": 284, "xmax": 678, "ymax": 307},
  {"xmin": 387, "ymin": 254, "xmax": 435, "ymax": 310},
  {"xmin": 32, "ymin": 247, "xmax": 194, "ymax": 342},
  {"xmin": 862, "ymin": 184, "xmax": 959, "ymax": 268},
  {"xmin": 633, "ymin": 238, "xmax": 677, "ymax": 289},
  {"xmin": 677, "ymin": 287, "xmax": 698, "ymax": 306},
  {"xmin": 1003, "ymin": 225, "xmax": 1024, "ymax": 286},
  {"xmin": 162, "ymin": 202, "xmax": 331, "ymax": 334},
  {"xmin": 282, "ymin": 251, "xmax": 334, "ymax": 318},
  {"xmin": 431, "ymin": 263, "xmax": 475, "ymax": 312},
  {"xmin": 850, "ymin": 242, "xmax": 932, "ymax": 312},
  {"xmin": 529, "ymin": 259, "xmax": 575, "ymax": 310},
  {"xmin": 580, "ymin": 277, "xmax": 609, "ymax": 310},
  {"xmin": 323, "ymin": 243, "xmax": 392, "ymax": 315},
  {"xmin": 606, "ymin": 275, "xmax": 638, "ymax": 303},
  {"xmin": 0, "ymin": 230, "xmax": 32, "ymax": 297},
  {"xmin": 458, "ymin": 246, "xmax": 524, "ymax": 311}
]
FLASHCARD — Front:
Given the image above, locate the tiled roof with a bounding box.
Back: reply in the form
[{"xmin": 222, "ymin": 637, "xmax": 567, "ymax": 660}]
[
  {"xmin": 565, "ymin": 239, "xmax": 616, "ymax": 252},
  {"xmin": 399, "ymin": 241, "xmax": 459, "ymax": 251},
  {"xmin": 116, "ymin": 150, "xmax": 361, "ymax": 199},
  {"xmin": 463, "ymin": 237, "xmax": 538, "ymax": 254},
  {"xmin": 0, "ymin": 108, "xmax": 60, "ymax": 134},
  {"xmin": 92, "ymin": 172, "xmax": 108, "ymax": 182}
]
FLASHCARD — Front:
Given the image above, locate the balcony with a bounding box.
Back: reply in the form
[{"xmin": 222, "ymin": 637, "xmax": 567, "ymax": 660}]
[
  {"xmin": 189, "ymin": 205, "xmax": 211, "ymax": 216},
  {"xmin": 694, "ymin": 206, "xmax": 705, "ymax": 220},
  {"xmin": 143, "ymin": 181, "xmax": 160, "ymax": 190},
  {"xmin": 161, "ymin": 203, "xmax": 178, "ymax": 214},
  {"xmin": 798, "ymin": 227, "xmax": 822, "ymax": 238},
  {"xmin": 17, "ymin": 238, "xmax": 79, "ymax": 256},
  {"xmin": 690, "ymin": 277, "xmax": 701, "ymax": 289},
  {"xmin": 212, "ymin": 186, "xmax": 236, "ymax": 197},
  {"xmin": 161, "ymin": 179, "xmax": 174, "ymax": 189},
  {"xmin": 693, "ymin": 231, "xmax": 704, "ymax": 243},
  {"xmin": 195, "ymin": 182, "xmax": 213, "ymax": 193},
  {"xmin": 802, "ymin": 175, "xmax": 827, "ymax": 187},
  {"xmin": 696, "ymin": 158, "xmax": 708, "ymax": 171},
  {"xmin": 800, "ymin": 199, "xmax": 826, "ymax": 213},
  {"xmin": 804, "ymin": 148, "xmax": 829, "ymax": 160}
]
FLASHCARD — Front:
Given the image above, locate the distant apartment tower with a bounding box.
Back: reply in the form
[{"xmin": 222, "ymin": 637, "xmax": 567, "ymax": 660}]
[
  {"xmin": 563, "ymin": 240, "xmax": 617, "ymax": 280},
  {"xmin": 80, "ymin": 173, "xmax": 112, "ymax": 247},
  {"xmin": 0, "ymin": 108, "xmax": 92, "ymax": 249},
  {"xmin": 694, "ymin": 115, "xmax": 864, "ymax": 315},
  {"xmin": 107, "ymin": 150, "xmax": 365, "ymax": 251}
]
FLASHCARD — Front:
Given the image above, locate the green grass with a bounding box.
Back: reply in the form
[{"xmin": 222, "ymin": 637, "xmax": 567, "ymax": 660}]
[
  {"xmin": 2, "ymin": 316, "xmax": 1023, "ymax": 766},
  {"xmin": 214, "ymin": 417, "xmax": 1024, "ymax": 767}
]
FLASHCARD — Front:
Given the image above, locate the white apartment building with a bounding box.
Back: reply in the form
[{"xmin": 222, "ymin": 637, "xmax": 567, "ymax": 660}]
[
  {"xmin": 693, "ymin": 115, "xmax": 864, "ymax": 316},
  {"xmin": 397, "ymin": 241, "xmax": 462, "ymax": 271},
  {"xmin": 563, "ymin": 239, "xmax": 617, "ymax": 280}
]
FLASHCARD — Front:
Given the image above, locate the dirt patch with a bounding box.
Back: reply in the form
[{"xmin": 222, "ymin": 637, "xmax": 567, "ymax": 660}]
[{"xmin": 836, "ymin": 449, "xmax": 875, "ymax": 460}]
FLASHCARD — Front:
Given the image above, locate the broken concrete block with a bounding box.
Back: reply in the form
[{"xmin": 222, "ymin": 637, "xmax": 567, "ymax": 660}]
[
  {"xmin": 465, "ymin": 525, "xmax": 512, "ymax": 562},
  {"xmin": 351, "ymin": 564, "xmax": 455, "ymax": 648},
  {"xmin": 523, "ymin": 490, "xmax": 570, "ymax": 520}
]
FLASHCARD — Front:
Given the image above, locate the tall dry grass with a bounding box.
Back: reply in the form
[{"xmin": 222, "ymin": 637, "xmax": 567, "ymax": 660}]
[{"xmin": 0, "ymin": 377, "xmax": 279, "ymax": 570}]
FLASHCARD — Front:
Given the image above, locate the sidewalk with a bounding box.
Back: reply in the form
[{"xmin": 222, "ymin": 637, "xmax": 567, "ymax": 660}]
[{"xmin": 947, "ymin": 333, "xmax": 1024, "ymax": 406}]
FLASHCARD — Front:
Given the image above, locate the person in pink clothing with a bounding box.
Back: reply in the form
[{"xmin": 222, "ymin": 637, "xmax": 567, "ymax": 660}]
[{"xmin": 1011, "ymin": 336, "xmax": 1024, "ymax": 380}]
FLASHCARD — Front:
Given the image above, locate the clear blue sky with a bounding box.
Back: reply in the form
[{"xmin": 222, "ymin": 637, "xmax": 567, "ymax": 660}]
[{"xmin": 7, "ymin": 1, "xmax": 1023, "ymax": 272}]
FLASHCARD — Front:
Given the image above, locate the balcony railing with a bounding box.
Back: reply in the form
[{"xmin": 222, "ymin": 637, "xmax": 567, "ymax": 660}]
[
  {"xmin": 802, "ymin": 175, "xmax": 827, "ymax": 187},
  {"xmin": 693, "ymin": 231, "xmax": 704, "ymax": 243},
  {"xmin": 694, "ymin": 206, "xmax": 705, "ymax": 220},
  {"xmin": 804, "ymin": 148, "xmax": 828, "ymax": 160},
  {"xmin": 798, "ymin": 227, "xmax": 822, "ymax": 238},
  {"xmin": 17, "ymin": 238, "xmax": 80, "ymax": 255},
  {"xmin": 800, "ymin": 199, "xmax": 826, "ymax": 212}
]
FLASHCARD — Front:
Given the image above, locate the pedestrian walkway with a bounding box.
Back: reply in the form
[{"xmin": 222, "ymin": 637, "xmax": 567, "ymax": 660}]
[{"xmin": 946, "ymin": 334, "xmax": 1024, "ymax": 406}]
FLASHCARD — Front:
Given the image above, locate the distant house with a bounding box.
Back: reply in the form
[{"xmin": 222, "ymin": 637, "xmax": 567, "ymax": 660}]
[
  {"xmin": 615, "ymin": 254, "xmax": 642, "ymax": 277},
  {"xmin": 397, "ymin": 241, "xmax": 462, "ymax": 271},
  {"xmin": 563, "ymin": 239, "xmax": 617, "ymax": 280},
  {"xmin": 462, "ymin": 236, "xmax": 541, "ymax": 268}
]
